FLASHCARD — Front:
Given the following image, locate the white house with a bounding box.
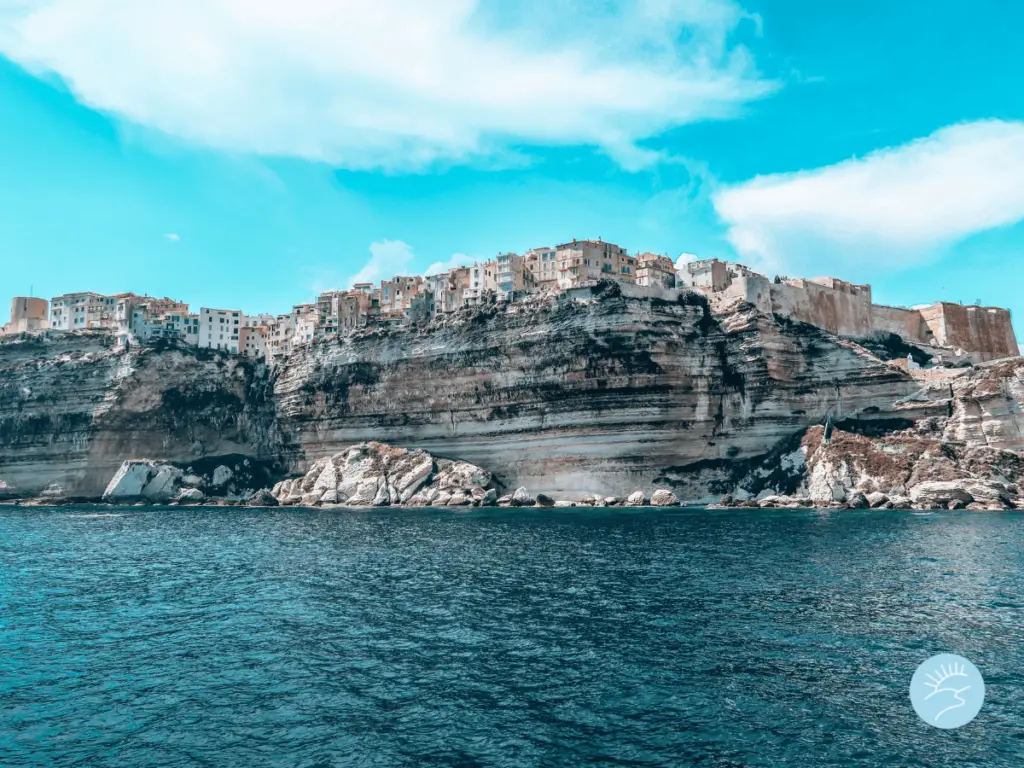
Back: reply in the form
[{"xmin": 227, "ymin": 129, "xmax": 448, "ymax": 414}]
[{"xmin": 199, "ymin": 307, "xmax": 244, "ymax": 353}]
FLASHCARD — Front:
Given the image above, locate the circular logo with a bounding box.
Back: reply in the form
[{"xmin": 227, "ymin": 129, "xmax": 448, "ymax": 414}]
[{"xmin": 910, "ymin": 653, "xmax": 985, "ymax": 729}]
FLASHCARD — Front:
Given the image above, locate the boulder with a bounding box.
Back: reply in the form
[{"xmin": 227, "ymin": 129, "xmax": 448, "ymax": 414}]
[
  {"xmin": 320, "ymin": 489, "xmax": 339, "ymax": 504},
  {"xmin": 246, "ymin": 488, "xmax": 279, "ymax": 507},
  {"xmin": 961, "ymin": 480, "xmax": 1012, "ymax": 507},
  {"xmin": 535, "ymin": 493, "xmax": 555, "ymax": 507},
  {"xmin": 39, "ymin": 483, "xmax": 66, "ymax": 499},
  {"xmin": 141, "ymin": 465, "xmax": 184, "ymax": 504},
  {"xmin": 496, "ymin": 494, "xmax": 513, "ymax": 506},
  {"xmin": 947, "ymin": 498, "xmax": 967, "ymax": 510},
  {"xmin": 392, "ymin": 451, "xmax": 435, "ymax": 502},
  {"xmin": 845, "ymin": 491, "xmax": 869, "ymax": 509},
  {"xmin": 447, "ymin": 491, "xmax": 472, "ymax": 506},
  {"xmin": 581, "ymin": 493, "xmax": 602, "ymax": 506},
  {"xmin": 650, "ymin": 489, "xmax": 679, "ymax": 507},
  {"xmin": 211, "ymin": 465, "xmax": 234, "ymax": 489},
  {"xmin": 481, "ymin": 488, "xmax": 498, "ymax": 506},
  {"xmin": 866, "ymin": 492, "xmax": 889, "ymax": 508},
  {"xmin": 909, "ymin": 481, "xmax": 975, "ymax": 507},
  {"xmin": 312, "ymin": 461, "xmax": 340, "ymax": 493},
  {"xmin": 182, "ymin": 474, "xmax": 204, "ymax": 488},
  {"xmin": 372, "ymin": 482, "xmax": 392, "ymax": 506},
  {"xmin": 624, "ymin": 491, "xmax": 647, "ymax": 507},
  {"xmin": 511, "ymin": 487, "xmax": 534, "ymax": 507},
  {"xmin": 176, "ymin": 487, "xmax": 205, "ymax": 504},
  {"xmin": 103, "ymin": 460, "xmax": 158, "ymax": 502},
  {"xmin": 300, "ymin": 490, "xmax": 324, "ymax": 507},
  {"xmin": 436, "ymin": 460, "xmax": 492, "ymax": 491},
  {"xmin": 603, "ymin": 496, "xmax": 621, "ymax": 507}
]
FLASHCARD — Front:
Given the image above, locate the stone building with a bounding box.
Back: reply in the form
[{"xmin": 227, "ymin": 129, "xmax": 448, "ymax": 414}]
[
  {"xmin": 494, "ymin": 252, "xmax": 536, "ymax": 297},
  {"xmin": 635, "ymin": 253, "xmax": 677, "ymax": 289},
  {"xmin": 555, "ymin": 239, "xmax": 636, "ymax": 288},
  {"xmin": 2, "ymin": 297, "xmax": 48, "ymax": 334},
  {"xmin": 524, "ymin": 247, "xmax": 558, "ymax": 288},
  {"xmin": 239, "ymin": 324, "xmax": 270, "ymax": 361}
]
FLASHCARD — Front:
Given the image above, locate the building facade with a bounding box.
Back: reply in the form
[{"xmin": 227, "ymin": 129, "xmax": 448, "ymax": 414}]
[
  {"xmin": 2, "ymin": 297, "xmax": 49, "ymax": 335},
  {"xmin": 635, "ymin": 253, "xmax": 677, "ymax": 289},
  {"xmin": 199, "ymin": 307, "xmax": 244, "ymax": 352},
  {"xmin": 555, "ymin": 239, "xmax": 636, "ymax": 289}
]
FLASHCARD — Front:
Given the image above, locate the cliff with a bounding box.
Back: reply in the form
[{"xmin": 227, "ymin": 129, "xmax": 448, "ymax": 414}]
[
  {"xmin": 272, "ymin": 285, "xmax": 920, "ymax": 500},
  {"xmin": 6, "ymin": 286, "xmax": 1013, "ymax": 504},
  {"xmin": 0, "ymin": 333, "xmax": 279, "ymax": 499}
]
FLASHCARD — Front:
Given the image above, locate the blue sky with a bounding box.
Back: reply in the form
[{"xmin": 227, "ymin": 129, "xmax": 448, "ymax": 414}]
[{"xmin": 1, "ymin": 0, "xmax": 1023, "ymax": 333}]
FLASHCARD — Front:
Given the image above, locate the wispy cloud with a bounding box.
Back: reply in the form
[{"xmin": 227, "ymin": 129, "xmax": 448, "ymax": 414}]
[
  {"xmin": 0, "ymin": 0, "xmax": 776, "ymax": 171},
  {"xmin": 713, "ymin": 120, "xmax": 1024, "ymax": 275},
  {"xmin": 163, "ymin": 233, "xmax": 180, "ymax": 242}
]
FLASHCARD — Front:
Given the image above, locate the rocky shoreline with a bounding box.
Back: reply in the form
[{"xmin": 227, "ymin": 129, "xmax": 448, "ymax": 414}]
[{"xmin": 4, "ymin": 432, "xmax": 1021, "ymax": 512}]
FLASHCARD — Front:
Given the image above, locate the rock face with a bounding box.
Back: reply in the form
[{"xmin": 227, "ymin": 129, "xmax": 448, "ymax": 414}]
[
  {"xmin": 7, "ymin": 289, "xmax": 1024, "ymax": 505},
  {"xmin": 270, "ymin": 442, "xmax": 493, "ymax": 507},
  {"xmin": 271, "ymin": 285, "xmax": 920, "ymax": 500},
  {"xmin": 774, "ymin": 419, "xmax": 1024, "ymax": 510},
  {"xmin": 0, "ymin": 333, "xmax": 279, "ymax": 499}
]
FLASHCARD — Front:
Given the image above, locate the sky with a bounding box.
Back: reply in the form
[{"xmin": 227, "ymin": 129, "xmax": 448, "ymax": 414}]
[{"xmin": 1, "ymin": 0, "xmax": 1023, "ymax": 333}]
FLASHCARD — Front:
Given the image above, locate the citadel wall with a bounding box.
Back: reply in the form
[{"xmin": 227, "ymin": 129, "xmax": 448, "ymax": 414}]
[{"xmin": 696, "ymin": 258, "xmax": 1018, "ymax": 362}]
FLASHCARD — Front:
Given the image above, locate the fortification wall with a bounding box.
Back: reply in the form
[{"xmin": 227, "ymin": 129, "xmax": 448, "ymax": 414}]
[
  {"xmin": 768, "ymin": 279, "xmax": 873, "ymax": 337},
  {"xmin": 723, "ymin": 274, "xmax": 772, "ymax": 312},
  {"xmin": 920, "ymin": 303, "xmax": 1017, "ymax": 361},
  {"xmin": 870, "ymin": 304, "xmax": 929, "ymax": 343}
]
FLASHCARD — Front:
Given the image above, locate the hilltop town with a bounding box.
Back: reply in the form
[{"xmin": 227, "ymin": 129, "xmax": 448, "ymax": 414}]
[{"xmin": 2, "ymin": 238, "xmax": 1018, "ymax": 365}]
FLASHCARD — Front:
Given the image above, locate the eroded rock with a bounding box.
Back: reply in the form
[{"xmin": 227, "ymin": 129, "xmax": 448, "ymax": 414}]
[{"xmin": 271, "ymin": 442, "xmax": 496, "ymax": 509}]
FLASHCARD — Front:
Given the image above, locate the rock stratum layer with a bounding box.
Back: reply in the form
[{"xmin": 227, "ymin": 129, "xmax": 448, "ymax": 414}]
[
  {"xmin": 2, "ymin": 284, "xmax": 1022, "ymax": 504},
  {"xmin": 0, "ymin": 335, "xmax": 278, "ymax": 499},
  {"xmin": 272, "ymin": 287, "xmax": 918, "ymax": 499}
]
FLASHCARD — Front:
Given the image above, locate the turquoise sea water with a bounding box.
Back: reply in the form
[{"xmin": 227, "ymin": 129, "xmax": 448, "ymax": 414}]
[{"xmin": 1, "ymin": 505, "xmax": 1022, "ymax": 767}]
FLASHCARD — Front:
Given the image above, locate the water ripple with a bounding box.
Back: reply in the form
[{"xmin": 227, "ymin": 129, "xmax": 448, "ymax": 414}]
[{"xmin": 1, "ymin": 506, "xmax": 1022, "ymax": 767}]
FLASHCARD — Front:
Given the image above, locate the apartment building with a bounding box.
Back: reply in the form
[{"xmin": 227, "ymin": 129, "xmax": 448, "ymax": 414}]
[
  {"xmin": 199, "ymin": 307, "xmax": 244, "ymax": 352},
  {"xmin": 494, "ymin": 253, "xmax": 536, "ymax": 297},
  {"xmin": 524, "ymin": 247, "xmax": 558, "ymax": 288},
  {"xmin": 50, "ymin": 292, "xmax": 113, "ymax": 330},
  {"xmin": 239, "ymin": 324, "xmax": 270, "ymax": 361},
  {"xmin": 635, "ymin": 253, "xmax": 678, "ymax": 289},
  {"xmin": 555, "ymin": 239, "xmax": 636, "ymax": 289}
]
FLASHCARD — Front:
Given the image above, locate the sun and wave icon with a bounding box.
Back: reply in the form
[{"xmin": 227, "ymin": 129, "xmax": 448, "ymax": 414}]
[
  {"xmin": 910, "ymin": 653, "xmax": 985, "ymax": 729},
  {"xmin": 921, "ymin": 660, "xmax": 972, "ymax": 723}
]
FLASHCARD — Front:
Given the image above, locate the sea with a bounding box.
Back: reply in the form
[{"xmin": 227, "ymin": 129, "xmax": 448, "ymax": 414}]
[{"xmin": 0, "ymin": 505, "xmax": 1021, "ymax": 767}]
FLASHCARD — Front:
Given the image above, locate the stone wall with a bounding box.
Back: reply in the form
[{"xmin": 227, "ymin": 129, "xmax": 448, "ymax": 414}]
[
  {"xmin": 870, "ymin": 304, "xmax": 930, "ymax": 343},
  {"xmin": 920, "ymin": 303, "xmax": 1018, "ymax": 362},
  {"xmin": 768, "ymin": 278, "xmax": 873, "ymax": 338}
]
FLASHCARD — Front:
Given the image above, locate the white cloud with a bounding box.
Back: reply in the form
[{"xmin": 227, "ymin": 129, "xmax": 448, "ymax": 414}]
[
  {"xmin": 163, "ymin": 233, "xmax": 180, "ymax": 242},
  {"xmin": 345, "ymin": 240, "xmax": 476, "ymax": 287},
  {"xmin": 347, "ymin": 240, "xmax": 416, "ymax": 286},
  {"xmin": 676, "ymin": 253, "xmax": 700, "ymax": 269},
  {"xmin": 713, "ymin": 120, "xmax": 1024, "ymax": 275},
  {"xmin": 0, "ymin": 0, "xmax": 775, "ymax": 171},
  {"xmin": 423, "ymin": 253, "xmax": 475, "ymax": 277}
]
